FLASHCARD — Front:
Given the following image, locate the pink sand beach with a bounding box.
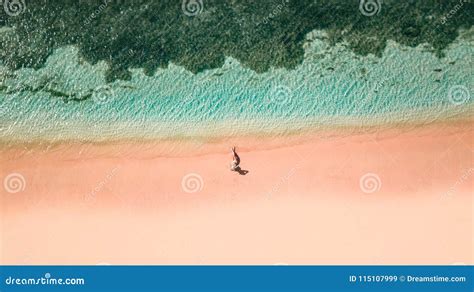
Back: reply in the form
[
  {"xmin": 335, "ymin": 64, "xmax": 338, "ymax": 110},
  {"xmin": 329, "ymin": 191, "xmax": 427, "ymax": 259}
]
[{"xmin": 0, "ymin": 120, "xmax": 472, "ymax": 265}]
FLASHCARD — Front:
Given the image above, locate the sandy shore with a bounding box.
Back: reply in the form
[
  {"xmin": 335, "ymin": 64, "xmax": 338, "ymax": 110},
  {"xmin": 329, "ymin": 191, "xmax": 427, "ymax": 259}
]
[{"xmin": 1, "ymin": 120, "xmax": 472, "ymax": 265}]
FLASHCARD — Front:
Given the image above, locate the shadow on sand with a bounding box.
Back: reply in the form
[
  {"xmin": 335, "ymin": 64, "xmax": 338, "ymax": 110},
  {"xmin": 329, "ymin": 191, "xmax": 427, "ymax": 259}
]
[{"xmin": 234, "ymin": 166, "xmax": 249, "ymax": 175}]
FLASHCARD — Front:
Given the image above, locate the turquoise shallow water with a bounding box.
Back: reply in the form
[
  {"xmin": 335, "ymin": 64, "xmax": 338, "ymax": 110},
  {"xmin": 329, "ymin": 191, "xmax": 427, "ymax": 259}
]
[{"xmin": 0, "ymin": 29, "xmax": 473, "ymax": 144}]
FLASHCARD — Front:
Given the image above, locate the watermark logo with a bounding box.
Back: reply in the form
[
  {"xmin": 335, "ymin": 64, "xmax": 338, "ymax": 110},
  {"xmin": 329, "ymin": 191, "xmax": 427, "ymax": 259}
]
[
  {"xmin": 3, "ymin": 172, "xmax": 26, "ymax": 194},
  {"xmin": 92, "ymin": 85, "xmax": 115, "ymax": 105},
  {"xmin": 1, "ymin": 0, "xmax": 26, "ymax": 16},
  {"xmin": 359, "ymin": 0, "xmax": 381, "ymax": 17},
  {"xmin": 266, "ymin": 85, "xmax": 293, "ymax": 105},
  {"xmin": 448, "ymin": 85, "xmax": 470, "ymax": 105},
  {"xmin": 359, "ymin": 172, "xmax": 381, "ymax": 193},
  {"xmin": 181, "ymin": 173, "xmax": 204, "ymax": 193},
  {"xmin": 182, "ymin": 0, "xmax": 203, "ymax": 16}
]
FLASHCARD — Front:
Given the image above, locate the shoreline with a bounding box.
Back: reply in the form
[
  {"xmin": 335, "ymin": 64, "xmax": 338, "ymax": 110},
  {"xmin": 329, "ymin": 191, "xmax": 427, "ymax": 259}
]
[
  {"xmin": 1, "ymin": 103, "xmax": 472, "ymax": 148},
  {"xmin": 1, "ymin": 114, "xmax": 472, "ymax": 159}
]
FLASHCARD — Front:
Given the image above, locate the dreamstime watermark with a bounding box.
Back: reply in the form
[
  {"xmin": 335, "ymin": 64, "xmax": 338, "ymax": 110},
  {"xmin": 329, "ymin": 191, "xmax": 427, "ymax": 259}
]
[
  {"xmin": 445, "ymin": 167, "xmax": 473, "ymax": 196},
  {"xmin": 448, "ymin": 85, "xmax": 470, "ymax": 105},
  {"xmin": 181, "ymin": 173, "xmax": 204, "ymax": 193},
  {"xmin": 440, "ymin": 0, "xmax": 469, "ymax": 25},
  {"xmin": 1, "ymin": 0, "xmax": 26, "ymax": 16},
  {"xmin": 359, "ymin": 172, "xmax": 381, "ymax": 194},
  {"xmin": 266, "ymin": 85, "xmax": 293, "ymax": 105},
  {"xmin": 85, "ymin": 166, "xmax": 120, "ymax": 201},
  {"xmin": 236, "ymin": 0, "xmax": 289, "ymax": 44},
  {"xmin": 5, "ymin": 273, "xmax": 85, "ymax": 286},
  {"xmin": 365, "ymin": 74, "xmax": 391, "ymax": 102},
  {"xmin": 260, "ymin": 0, "xmax": 290, "ymax": 25},
  {"xmin": 92, "ymin": 85, "xmax": 115, "ymax": 105},
  {"xmin": 3, "ymin": 172, "xmax": 26, "ymax": 194},
  {"xmin": 0, "ymin": 102, "xmax": 7, "ymax": 115},
  {"xmin": 266, "ymin": 161, "xmax": 304, "ymax": 197},
  {"xmin": 426, "ymin": 0, "xmax": 469, "ymax": 43},
  {"xmin": 84, "ymin": 0, "xmax": 112, "ymax": 25},
  {"xmin": 182, "ymin": 0, "xmax": 203, "ymax": 17},
  {"xmin": 359, "ymin": 0, "xmax": 382, "ymax": 17}
]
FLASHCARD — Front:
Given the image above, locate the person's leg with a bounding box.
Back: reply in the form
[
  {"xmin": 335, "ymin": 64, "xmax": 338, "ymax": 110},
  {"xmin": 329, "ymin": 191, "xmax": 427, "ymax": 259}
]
[
  {"xmin": 232, "ymin": 146, "xmax": 240, "ymax": 166},
  {"xmin": 233, "ymin": 153, "xmax": 240, "ymax": 166}
]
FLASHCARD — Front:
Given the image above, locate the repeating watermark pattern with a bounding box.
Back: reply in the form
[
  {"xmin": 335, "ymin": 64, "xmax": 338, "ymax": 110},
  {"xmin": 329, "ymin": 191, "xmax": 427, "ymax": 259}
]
[
  {"xmin": 266, "ymin": 162, "xmax": 303, "ymax": 197},
  {"xmin": 266, "ymin": 85, "xmax": 293, "ymax": 105},
  {"xmin": 92, "ymin": 85, "xmax": 115, "ymax": 105},
  {"xmin": 359, "ymin": 0, "xmax": 382, "ymax": 17},
  {"xmin": 84, "ymin": 0, "xmax": 112, "ymax": 25},
  {"xmin": 364, "ymin": 74, "xmax": 392, "ymax": 103},
  {"xmin": 236, "ymin": 0, "xmax": 290, "ymax": 31},
  {"xmin": 1, "ymin": 0, "xmax": 26, "ymax": 17},
  {"xmin": 359, "ymin": 172, "xmax": 381, "ymax": 194},
  {"xmin": 3, "ymin": 172, "xmax": 26, "ymax": 194},
  {"xmin": 448, "ymin": 85, "xmax": 470, "ymax": 105},
  {"xmin": 425, "ymin": 0, "xmax": 469, "ymax": 43},
  {"xmin": 260, "ymin": 0, "xmax": 290, "ymax": 25},
  {"xmin": 0, "ymin": 102, "xmax": 7, "ymax": 115},
  {"xmin": 440, "ymin": 0, "xmax": 469, "ymax": 25},
  {"xmin": 85, "ymin": 166, "xmax": 120, "ymax": 202},
  {"xmin": 182, "ymin": 0, "xmax": 203, "ymax": 17},
  {"xmin": 181, "ymin": 173, "xmax": 204, "ymax": 193},
  {"xmin": 445, "ymin": 167, "xmax": 473, "ymax": 196}
]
